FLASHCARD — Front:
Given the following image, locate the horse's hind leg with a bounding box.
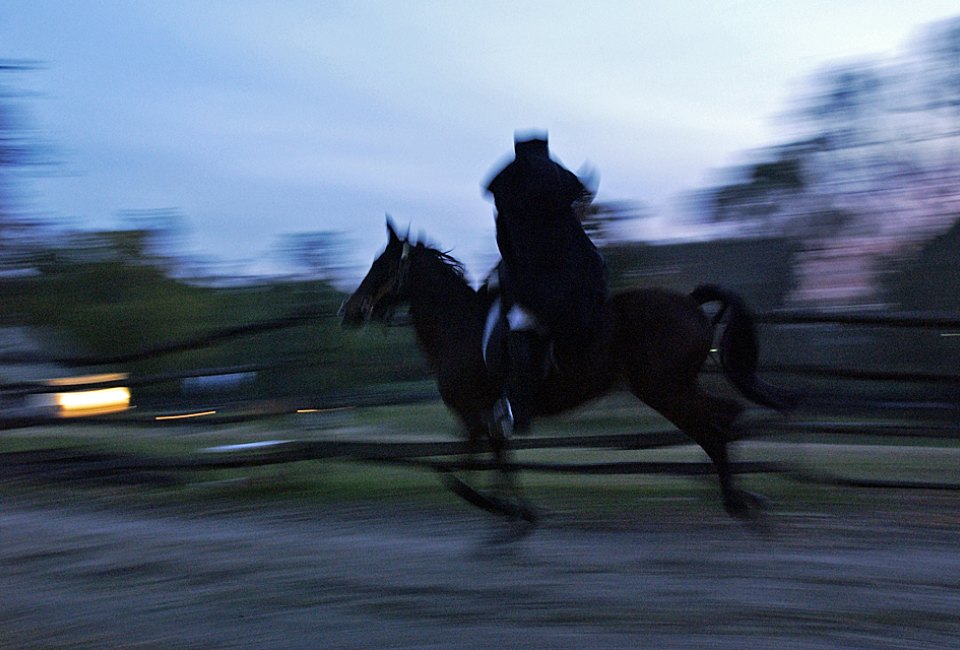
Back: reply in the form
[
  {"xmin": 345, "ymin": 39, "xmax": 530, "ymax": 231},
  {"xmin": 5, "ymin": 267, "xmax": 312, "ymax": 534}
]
[
  {"xmin": 696, "ymin": 410, "xmax": 767, "ymax": 519},
  {"xmin": 640, "ymin": 385, "xmax": 763, "ymax": 519}
]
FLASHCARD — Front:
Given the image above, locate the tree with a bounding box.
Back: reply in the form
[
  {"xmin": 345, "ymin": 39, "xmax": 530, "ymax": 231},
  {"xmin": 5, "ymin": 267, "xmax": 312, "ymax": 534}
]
[
  {"xmin": 275, "ymin": 230, "xmax": 350, "ymax": 282},
  {"xmin": 0, "ymin": 60, "xmax": 42, "ymax": 274},
  {"xmin": 916, "ymin": 17, "xmax": 960, "ymax": 118},
  {"xmin": 581, "ymin": 200, "xmax": 648, "ymax": 246},
  {"xmin": 695, "ymin": 16, "xmax": 960, "ymax": 307}
]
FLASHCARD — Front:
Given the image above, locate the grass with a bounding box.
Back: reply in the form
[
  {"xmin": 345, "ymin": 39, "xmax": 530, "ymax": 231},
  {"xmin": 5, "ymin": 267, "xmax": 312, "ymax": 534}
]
[{"xmin": 1, "ymin": 394, "xmax": 957, "ymax": 520}]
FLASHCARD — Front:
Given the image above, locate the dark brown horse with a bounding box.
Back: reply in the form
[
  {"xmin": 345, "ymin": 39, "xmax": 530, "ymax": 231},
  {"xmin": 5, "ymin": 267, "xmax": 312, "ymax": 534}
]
[{"xmin": 342, "ymin": 221, "xmax": 792, "ymax": 522}]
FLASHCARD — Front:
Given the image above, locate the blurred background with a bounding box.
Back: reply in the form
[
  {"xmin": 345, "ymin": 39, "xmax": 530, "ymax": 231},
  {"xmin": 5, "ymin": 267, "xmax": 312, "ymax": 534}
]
[
  {"xmin": 1, "ymin": 3, "xmax": 959, "ymax": 414},
  {"xmin": 3, "ymin": 8, "xmax": 960, "ymax": 646}
]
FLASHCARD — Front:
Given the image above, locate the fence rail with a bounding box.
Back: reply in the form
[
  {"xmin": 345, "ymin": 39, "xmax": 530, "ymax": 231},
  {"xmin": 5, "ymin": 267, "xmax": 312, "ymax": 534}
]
[
  {"xmin": 757, "ymin": 310, "xmax": 960, "ymax": 329},
  {"xmin": 2, "ymin": 434, "xmax": 958, "ymax": 491},
  {"xmin": 2, "ymin": 306, "xmax": 959, "ymax": 492}
]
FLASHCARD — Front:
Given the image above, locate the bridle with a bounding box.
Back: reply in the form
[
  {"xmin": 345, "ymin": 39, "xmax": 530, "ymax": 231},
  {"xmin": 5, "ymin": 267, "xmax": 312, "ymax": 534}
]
[{"xmin": 359, "ymin": 240, "xmax": 412, "ymax": 323}]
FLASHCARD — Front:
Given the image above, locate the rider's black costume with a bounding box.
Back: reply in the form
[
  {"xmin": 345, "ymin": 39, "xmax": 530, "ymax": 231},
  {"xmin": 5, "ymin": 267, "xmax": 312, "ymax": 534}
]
[{"xmin": 484, "ymin": 135, "xmax": 607, "ymax": 433}]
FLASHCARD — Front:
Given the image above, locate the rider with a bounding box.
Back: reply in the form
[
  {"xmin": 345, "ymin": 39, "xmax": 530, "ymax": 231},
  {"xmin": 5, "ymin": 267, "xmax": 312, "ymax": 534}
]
[{"xmin": 483, "ymin": 133, "xmax": 608, "ymax": 435}]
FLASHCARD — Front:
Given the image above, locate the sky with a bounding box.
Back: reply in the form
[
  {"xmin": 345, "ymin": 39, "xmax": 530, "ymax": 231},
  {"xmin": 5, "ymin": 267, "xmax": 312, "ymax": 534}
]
[{"xmin": 3, "ymin": 1, "xmax": 960, "ymax": 284}]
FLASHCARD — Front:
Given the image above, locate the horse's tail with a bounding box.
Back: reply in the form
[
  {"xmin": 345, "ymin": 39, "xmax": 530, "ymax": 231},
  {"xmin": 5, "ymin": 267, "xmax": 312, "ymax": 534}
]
[{"xmin": 690, "ymin": 284, "xmax": 796, "ymax": 412}]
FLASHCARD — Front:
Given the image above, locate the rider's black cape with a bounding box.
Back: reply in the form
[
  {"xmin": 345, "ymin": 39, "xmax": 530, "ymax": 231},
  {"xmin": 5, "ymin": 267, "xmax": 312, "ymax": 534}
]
[{"xmin": 485, "ymin": 136, "xmax": 607, "ymax": 348}]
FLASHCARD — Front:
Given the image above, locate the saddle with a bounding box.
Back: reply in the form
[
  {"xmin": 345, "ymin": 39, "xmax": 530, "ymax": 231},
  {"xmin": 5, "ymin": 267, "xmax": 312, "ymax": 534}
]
[
  {"xmin": 479, "ymin": 264, "xmax": 609, "ymax": 385},
  {"xmin": 481, "ymin": 296, "xmax": 553, "ymax": 381}
]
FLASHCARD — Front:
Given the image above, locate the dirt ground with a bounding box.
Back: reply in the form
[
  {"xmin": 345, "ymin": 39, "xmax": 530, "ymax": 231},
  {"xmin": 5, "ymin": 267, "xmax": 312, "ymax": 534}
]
[{"xmin": 1, "ymin": 487, "xmax": 959, "ymax": 650}]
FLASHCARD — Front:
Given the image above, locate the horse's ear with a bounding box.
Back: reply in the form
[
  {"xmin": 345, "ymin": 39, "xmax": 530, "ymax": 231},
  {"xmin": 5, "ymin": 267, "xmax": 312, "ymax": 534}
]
[{"xmin": 386, "ymin": 214, "xmax": 399, "ymax": 244}]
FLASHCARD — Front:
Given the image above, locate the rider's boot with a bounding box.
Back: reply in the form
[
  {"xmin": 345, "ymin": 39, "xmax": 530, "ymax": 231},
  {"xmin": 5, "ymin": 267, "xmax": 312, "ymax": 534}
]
[{"xmin": 504, "ymin": 329, "xmax": 543, "ymax": 435}]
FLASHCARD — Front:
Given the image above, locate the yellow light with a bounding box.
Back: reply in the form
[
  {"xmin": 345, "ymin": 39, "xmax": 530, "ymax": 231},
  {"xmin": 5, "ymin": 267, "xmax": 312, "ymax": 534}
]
[
  {"xmin": 55, "ymin": 386, "xmax": 131, "ymax": 417},
  {"xmin": 46, "ymin": 373, "xmax": 128, "ymax": 386},
  {"xmin": 155, "ymin": 410, "xmax": 217, "ymax": 421},
  {"xmin": 296, "ymin": 406, "xmax": 352, "ymax": 414}
]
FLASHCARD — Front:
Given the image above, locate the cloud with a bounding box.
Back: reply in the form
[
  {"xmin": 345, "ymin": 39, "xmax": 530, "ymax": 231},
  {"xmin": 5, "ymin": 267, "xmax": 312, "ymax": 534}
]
[{"xmin": 5, "ymin": 1, "xmax": 960, "ymax": 281}]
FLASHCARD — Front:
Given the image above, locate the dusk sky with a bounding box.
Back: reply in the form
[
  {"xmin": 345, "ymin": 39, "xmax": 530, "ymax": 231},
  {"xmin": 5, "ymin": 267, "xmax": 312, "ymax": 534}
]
[{"xmin": 3, "ymin": 1, "xmax": 959, "ymax": 283}]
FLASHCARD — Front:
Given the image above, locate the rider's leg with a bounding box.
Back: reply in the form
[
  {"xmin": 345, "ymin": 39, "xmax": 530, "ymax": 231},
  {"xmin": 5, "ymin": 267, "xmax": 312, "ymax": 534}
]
[{"xmin": 505, "ymin": 328, "xmax": 543, "ymax": 434}]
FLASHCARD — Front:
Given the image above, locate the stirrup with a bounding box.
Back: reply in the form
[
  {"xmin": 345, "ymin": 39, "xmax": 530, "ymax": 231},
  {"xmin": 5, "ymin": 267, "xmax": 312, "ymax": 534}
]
[{"xmin": 493, "ymin": 397, "xmax": 514, "ymax": 440}]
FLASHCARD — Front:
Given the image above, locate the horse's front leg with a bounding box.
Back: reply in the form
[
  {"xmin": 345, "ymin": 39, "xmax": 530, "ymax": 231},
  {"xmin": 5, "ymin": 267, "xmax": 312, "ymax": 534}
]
[
  {"xmin": 437, "ymin": 423, "xmax": 536, "ymax": 537},
  {"xmin": 488, "ymin": 402, "xmax": 538, "ymax": 527}
]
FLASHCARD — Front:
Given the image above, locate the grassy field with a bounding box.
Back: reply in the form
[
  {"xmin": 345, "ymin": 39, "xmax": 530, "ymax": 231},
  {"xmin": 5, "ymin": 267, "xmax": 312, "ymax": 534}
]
[{"xmin": 2, "ymin": 392, "xmax": 958, "ymax": 522}]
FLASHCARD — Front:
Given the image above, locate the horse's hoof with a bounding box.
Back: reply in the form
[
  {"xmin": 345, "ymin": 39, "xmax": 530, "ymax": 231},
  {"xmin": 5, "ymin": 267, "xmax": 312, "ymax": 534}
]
[
  {"xmin": 723, "ymin": 489, "xmax": 768, "ymax": 520},
  {"xmin": 515, "ymin": 499, "xmax": 539, "ymax": 525},
  {"xmin": 486, "ymin": 515, "xmax": 537, "ymax": 545},
  {"xmin": 737, "ymin": 489, "xmax": 769, "ymax": 511}
]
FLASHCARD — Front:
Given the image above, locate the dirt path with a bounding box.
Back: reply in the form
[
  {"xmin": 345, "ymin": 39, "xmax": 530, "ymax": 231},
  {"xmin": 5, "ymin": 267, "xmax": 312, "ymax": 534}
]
[{"xmin": 1, "ymin": 493, "xmax": 959, "ymax": 649}]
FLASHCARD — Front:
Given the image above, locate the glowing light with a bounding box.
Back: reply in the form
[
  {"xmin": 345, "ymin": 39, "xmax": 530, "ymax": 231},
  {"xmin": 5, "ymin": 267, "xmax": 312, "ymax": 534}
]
[
  {"xmin": 55, "ymin": 387, "xmax": 131, "ymax": 417},
  {"xmin": 46, "ymin": 373, "xmax": 128, "ymax": 387},
  {"xmin": 155, "ymin": 410, "xmax": 217, "ymax": 421}
]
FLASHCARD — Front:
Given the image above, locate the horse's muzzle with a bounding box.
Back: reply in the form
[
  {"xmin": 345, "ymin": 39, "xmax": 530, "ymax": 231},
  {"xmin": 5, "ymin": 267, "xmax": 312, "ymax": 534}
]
[{"xmin": 339, "ymin": 295, "xmax": 372, "ymax": 329}]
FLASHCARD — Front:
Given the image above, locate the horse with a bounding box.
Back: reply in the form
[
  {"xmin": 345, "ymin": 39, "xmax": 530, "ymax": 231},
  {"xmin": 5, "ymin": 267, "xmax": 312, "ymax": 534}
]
[{"xmin": 341, "ymin": 220, "xmax": 793, "ymax": 524}]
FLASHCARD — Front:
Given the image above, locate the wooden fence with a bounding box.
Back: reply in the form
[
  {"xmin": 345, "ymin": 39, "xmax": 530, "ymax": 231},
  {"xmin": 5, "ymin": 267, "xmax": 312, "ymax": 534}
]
[{"xmin": 2, "ymin": 307, "xmax": 958, "ymax": 490}]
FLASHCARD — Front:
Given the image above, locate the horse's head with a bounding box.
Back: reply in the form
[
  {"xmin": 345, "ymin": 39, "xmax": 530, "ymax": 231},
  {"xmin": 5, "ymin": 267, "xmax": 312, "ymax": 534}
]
[{"xmin": 341, "ymin": 219, "xmax": 412, "ymax": 328}]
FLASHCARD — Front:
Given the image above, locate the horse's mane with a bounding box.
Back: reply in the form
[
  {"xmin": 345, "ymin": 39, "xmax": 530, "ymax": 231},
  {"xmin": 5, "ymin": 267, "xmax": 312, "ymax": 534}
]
[{"xmin": 413, "ymin": 242, "xmax": 468, "ymax": 285}]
